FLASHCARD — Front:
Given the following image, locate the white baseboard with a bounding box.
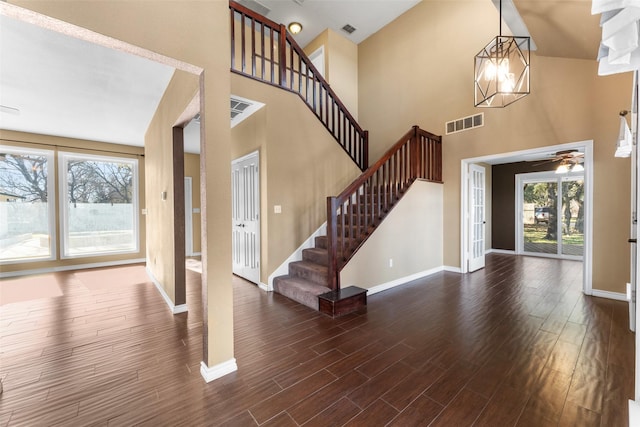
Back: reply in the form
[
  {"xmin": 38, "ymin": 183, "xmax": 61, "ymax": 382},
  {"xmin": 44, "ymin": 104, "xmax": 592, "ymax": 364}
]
[
  {"xmin": 443, "ymin": 265, "xmax": 462, "ymax": 273},
  {"xmin": 258, "ymin": 282, "xmax": 269, "ymax": 292},
  {"xmin": 487, "ymin": 249, "xmax": 516, "ymax": 255},
  {"xmin": 200, "ymin": 359, "xmax": 237, "ymax": 383},
  {"xmin": 145, "ymin": 266, "xmax": 189, "ymax": 314},
  {"xmin": 0, "ymin": 258, "xmax": 146, "ymax": 279},
  {"xmin": 591, "ymin": 289, "xmax": 628, "ymax": 301},
  {"xmin": 268, "ymin": 222, "xmax": 327, "ymax": 289},
  {"xmin": 366, "ymin": 266, "xmax": 447, "ymax": 296}
]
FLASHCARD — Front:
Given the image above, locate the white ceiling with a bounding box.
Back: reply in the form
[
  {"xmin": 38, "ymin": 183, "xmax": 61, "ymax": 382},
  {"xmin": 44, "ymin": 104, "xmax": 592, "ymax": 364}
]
[
  {"xmin": 0, "ymin": 14, "xmax": 175, "ymax": 147},
  {"xmin": 245, "ymin": 0, "xmax": 422, "ymax": 47}
]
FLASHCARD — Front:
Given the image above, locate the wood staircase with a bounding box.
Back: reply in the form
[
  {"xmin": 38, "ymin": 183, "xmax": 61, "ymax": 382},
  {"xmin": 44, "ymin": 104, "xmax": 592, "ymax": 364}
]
[{"xmin": 229, "ymin": 1, "xmax": 442, "ymax": 316}]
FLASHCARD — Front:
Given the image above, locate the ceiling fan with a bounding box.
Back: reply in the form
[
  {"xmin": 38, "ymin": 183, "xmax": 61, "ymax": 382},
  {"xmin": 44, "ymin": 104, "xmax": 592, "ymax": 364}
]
[{"xmin": 532, "ymin": 149, "xmax": 584, "ymax": 166}]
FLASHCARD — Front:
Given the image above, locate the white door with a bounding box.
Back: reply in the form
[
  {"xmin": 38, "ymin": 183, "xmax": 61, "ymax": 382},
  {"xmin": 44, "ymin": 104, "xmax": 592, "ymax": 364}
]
[
  {"xmin": 184, "ymin": 177, "xmax": 193, "ymax": 256},
  {"xmin": 231, "ymin": 152, "xmax": 260, "ymax": 284},
  {"xmin": 468, "ymin": 164, "xmax": 486, "ymax": 272}
]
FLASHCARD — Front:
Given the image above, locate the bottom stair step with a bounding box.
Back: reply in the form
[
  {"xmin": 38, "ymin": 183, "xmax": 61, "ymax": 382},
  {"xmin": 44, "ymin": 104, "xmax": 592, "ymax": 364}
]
[
  {"xmin": 273, "ymin": 276, "xmax": 331, "ymax": 311},
  {"xmin": 318, "ymin": 286, "xmax": 367, "ymax": 317}
]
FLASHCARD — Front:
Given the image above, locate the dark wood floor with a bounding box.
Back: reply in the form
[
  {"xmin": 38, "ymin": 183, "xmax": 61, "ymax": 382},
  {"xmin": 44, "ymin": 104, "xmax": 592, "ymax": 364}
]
[{"xmin": 0, "ymin": 254, "xmax": 634, "ymax": 426}]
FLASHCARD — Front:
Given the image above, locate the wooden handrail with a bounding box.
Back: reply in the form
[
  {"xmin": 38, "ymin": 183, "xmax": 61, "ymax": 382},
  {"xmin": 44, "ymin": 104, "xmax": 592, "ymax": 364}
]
[
  {"xmin": 229, "ymin": 1, "xmax": 368, "ymax": 170},
  {"xmin": 326, "ymin": 126, "xmax": 442, "ymax": 290}
]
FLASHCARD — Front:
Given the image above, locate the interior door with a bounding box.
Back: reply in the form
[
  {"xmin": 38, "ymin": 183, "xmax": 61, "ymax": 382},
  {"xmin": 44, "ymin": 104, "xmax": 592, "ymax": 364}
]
[
  {"xmin": 468, "ymin": 164, "xmax": 486, "ymax": 272},
  {"xmin": 231, "ymin": 152, "xmax": 260, "ymax": 284}
]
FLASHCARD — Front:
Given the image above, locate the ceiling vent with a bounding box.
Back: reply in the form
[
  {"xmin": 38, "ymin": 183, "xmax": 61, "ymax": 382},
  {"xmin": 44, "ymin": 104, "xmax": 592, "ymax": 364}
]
[
  {"xmin": 341, "ymin": 24, "xmax": 357, "ymax": 34},
  {"xmin": 292, "ymin": 0, "xmax": 305, "ymax": 5},
  {"xmin": 236, "ymin": 0, "xmax": 270, "ymax": 16},
  {"xmin": 445, "ymin": 113, "xmax": 484, "ymax": 135},
  {"xmin": 230, "ymin": 95, "xmax": 265, "ymax": 128},
  {"xmin": 231, "ymin": 98, "xmax": 251, "ymax": 120}
]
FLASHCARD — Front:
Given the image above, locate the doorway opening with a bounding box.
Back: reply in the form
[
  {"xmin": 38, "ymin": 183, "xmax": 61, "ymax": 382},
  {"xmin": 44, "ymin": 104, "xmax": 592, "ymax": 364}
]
[{"xmin": 461, "ymin": 139, "xmax": 593, "ymax": 295}]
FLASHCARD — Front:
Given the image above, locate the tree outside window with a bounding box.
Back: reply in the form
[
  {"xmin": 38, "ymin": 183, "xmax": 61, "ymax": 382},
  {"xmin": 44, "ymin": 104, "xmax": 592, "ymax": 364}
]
[
  {"xmin": 60, "ymin": 153, "xmax": 138, "ymax": 257},
  {"xmin": 0, "ymin": 148, "xmax": 54, "ymax": 262}
]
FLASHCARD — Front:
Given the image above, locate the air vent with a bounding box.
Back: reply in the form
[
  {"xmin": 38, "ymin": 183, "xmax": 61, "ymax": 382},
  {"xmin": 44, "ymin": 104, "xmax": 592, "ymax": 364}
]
[
  {"xmin": 445, "ymin": 113, "xmax": 484, "ymax": 135},
  {"xmin": 236, "ymin": 0, "xmax": 270, "ymax": 16},
  {"xmin": 342, "ymin": 24, "xmax": 357, "ymax": 34},
  {"xmin": 230, "ymin": 95, "xmax": 265, "ymax": 128},
  {"xmin": 292, "ymin": 0, "xmax": 305, "ymax": 5}
]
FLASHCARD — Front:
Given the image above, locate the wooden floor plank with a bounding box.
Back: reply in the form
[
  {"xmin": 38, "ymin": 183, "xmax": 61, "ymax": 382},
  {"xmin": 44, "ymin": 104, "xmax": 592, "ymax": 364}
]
[{"xmin": 0, "ymin": 254, "xmax": 634, "ymax": 426}]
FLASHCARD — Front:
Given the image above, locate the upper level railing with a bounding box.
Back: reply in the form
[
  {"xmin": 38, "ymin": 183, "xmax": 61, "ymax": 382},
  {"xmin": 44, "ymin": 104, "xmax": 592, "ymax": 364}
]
[
  {"xmin": 229, "ymin": 1, "xmax": 368, "ymax": 170},
  {"xmin": 326, "ymin": 126, "xmax": 442, "ymax": 290}
]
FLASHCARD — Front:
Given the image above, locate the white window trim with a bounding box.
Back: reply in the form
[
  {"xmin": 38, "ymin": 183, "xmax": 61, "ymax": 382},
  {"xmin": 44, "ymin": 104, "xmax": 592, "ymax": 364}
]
[
  {"xmin": 0, "ymin": 146, "xmax": 56, "ymax": 265},
  {"xmin": 58, "ymin": 151, "xmax": 139, "ymax": 259}
]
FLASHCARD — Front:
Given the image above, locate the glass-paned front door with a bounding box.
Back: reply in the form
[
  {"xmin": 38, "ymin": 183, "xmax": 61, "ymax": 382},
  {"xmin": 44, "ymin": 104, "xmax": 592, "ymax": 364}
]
[{"xmin": 520, "ymin": 173, "xmax": 584, "ymax": 260}]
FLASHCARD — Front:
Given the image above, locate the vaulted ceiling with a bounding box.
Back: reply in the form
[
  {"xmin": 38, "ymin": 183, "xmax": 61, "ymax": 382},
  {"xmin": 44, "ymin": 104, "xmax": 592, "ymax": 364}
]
[
  {"xmin": 0, "ymin": 1, "xmax": 605, "ymax": 154},
  {"xmin": 513, "ymin": 0, "xmax": 601, "ymax": 60}
]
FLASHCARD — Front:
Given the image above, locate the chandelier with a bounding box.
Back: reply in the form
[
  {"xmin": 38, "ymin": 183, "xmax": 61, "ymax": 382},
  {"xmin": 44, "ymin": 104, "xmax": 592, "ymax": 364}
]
[{"xmin": 474, "ymin": 0, "xmax": 530, "ymax": 107}]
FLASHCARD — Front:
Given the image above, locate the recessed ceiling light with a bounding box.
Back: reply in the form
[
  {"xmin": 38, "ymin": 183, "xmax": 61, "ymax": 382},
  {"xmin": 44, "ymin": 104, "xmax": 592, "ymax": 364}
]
[{"xmin": 0, "ymin": 105, "xmax": 20, "ymax": 115}]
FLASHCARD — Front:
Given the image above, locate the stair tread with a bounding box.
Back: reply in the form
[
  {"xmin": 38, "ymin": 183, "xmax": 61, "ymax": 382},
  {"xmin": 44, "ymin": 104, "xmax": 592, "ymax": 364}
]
[
  {"xmin": 274, "ymin": 276, "xmax": 331, "ymax": 294},
  {"xmin": 273, "ymin": 276, "xmax": 332, "ymax": 310},
  {"xmin": 304, "ymin": 247, "xmax": 327, "ymax": 254},
  {"xmin": 290, "ymin": 260, "xmax": 328, "ymax": 272}
]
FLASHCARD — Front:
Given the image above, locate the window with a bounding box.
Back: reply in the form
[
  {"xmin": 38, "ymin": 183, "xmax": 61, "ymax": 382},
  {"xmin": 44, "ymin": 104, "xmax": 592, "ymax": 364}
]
[
  {"xmin": 0, "ymin": 146, "xmax": 55, "ymax": 263},
  {"xmin": 59, "ymin": 153, "xmax": 138, "ymax": 258}
]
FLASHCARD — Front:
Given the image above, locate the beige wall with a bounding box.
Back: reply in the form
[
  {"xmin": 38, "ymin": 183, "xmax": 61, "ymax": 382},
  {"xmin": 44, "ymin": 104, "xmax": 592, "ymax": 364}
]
[
  {"xmin": 0, "ymin": 130, "xmax": 146, "ymax": 275},
  {"xmin": 184, "ymin": 153, "xmax": 201, "ymax": 254},
  {"xmin": 304, "ymin": 29, "xmax": 359, "ymax": 119},
  {"xmin": 341, "ymin": 181, "xmax": 443, "ymax": 289},
  {"xmin": 11, "ymin": 0, "xmax": 234, "ymax": 369},
  {"xmin": 358, "ymin": 0, "xmax": 632, "ymax": 293},
  {"xmin": 231, "ymin": 74, "xmax": 361, "ymax": 278}
]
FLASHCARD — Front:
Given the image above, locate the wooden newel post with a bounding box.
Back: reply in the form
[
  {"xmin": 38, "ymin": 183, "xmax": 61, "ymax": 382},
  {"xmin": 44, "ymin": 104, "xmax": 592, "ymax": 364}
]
[
  {"xmin": 327, "ymin": 196, "xmax": 340, "ymax": 291},
  {"xmin": 279, "ymin": 24, "xmax": 287, "ymax": 88}
]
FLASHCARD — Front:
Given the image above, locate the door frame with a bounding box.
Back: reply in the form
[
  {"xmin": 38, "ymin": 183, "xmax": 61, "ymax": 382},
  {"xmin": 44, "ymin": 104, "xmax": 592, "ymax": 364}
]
[
  {"xmin": 231, "ymin": 150, "xmax": 261, "ymax": 287},
  {"xmin": 460, "ymin": 139, "xmax": 593, "ymax": 295}
]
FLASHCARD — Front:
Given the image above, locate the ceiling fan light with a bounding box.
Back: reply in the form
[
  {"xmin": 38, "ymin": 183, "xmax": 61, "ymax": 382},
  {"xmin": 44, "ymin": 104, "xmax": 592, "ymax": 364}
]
[
  {"xmin": 572, "ymin": 163, "xmax": 584, "ymax": 172},
  {"xmin": 556, "ymin": 163, "xmax": 569, "ymax": 174}
]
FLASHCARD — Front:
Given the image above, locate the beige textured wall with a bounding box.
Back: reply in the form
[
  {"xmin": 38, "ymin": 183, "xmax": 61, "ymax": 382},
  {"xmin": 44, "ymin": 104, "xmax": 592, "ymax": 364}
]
[
  {"xmin": 304, "ymin": 29, "xmax": 359, "ymax": 120},
  {"xmin": 341, "ymin": 181, "xmax": 443, "ymax": 289},
  {"xmin": 231, "ymin": 74, "xmax": 361, "ymax": 277},
  {"xmin": 358, "ymin": 0, "xmax": 632, "ymax": 293},
  {"xmin": 184, "ymin": 153, "xmax": 201, "ymax": 254},
  {"xmin": 145, "ymin": 71, "xmax": 199, "ymax": 301},
  {"xmin": 11, "ymin": 0, "xmax": 234, "ymax": 368},
  {"xmin": 0, "ymin": 130, "xmax": 146, "ymax": 274}
]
